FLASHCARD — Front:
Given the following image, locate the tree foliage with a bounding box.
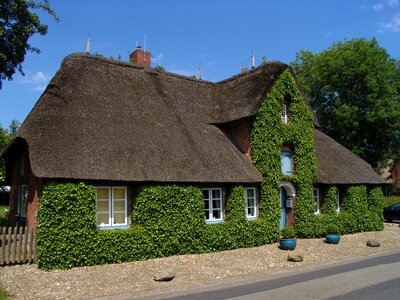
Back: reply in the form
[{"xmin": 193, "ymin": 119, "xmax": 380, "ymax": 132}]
[
  {"xmin": 291, "ymin": 38, "xmax": 400, "ymax": 169},
  {"xmin": 0, "ymin": 120, "xmax": 20, "ymax": 182},
  {"xmin": 0, "ymin": 0, "xmax": 58, "ymax": 88}
]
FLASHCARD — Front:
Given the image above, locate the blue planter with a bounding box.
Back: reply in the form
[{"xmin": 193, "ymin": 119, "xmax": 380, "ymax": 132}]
[
  {"xmin": 326, "ymin": 234, "xmax": 340, "ymax": 244},
  {"xmin": 279, "ymin": 239, "xmax": 297, "ymax": 250}
]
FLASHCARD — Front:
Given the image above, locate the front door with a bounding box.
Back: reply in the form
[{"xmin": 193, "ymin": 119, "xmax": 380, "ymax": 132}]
[{"xmin": 279, "ymin": 187, "xmax": 287, "ymax": 229}]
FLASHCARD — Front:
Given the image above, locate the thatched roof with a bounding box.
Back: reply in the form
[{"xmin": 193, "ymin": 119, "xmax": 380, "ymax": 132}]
[
  {"xmin": 314, "ymin": 130, "xmax": 383, "ymax": 184},
  {"xmin": 3, "ymin": 53, "xmax": 381, "ymax": 185},
  {"xmin": 6, "ymin": 54, "xmax": 287, "ymax": 183}
]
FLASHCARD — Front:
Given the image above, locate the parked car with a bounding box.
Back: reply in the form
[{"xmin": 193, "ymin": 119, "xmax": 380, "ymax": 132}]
[{"xmin": 383, "ymin": 202, "xmax": 400, "ymax": 222}]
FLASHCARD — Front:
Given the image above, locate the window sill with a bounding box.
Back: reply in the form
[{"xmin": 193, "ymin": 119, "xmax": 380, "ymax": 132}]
[
  {"xmin": 98, "ymin": 225, "xmax": 129, "ymax": 230},
  {"xmin": 205, "ymin": 219, "xmax": 224, "ymax": 224},
  {"xmin": 246, "ymin": 217, "xmax": 258, "ymax": 221}
]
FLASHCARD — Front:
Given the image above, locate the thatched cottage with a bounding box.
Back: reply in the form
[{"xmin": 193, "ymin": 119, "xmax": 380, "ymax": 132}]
[{"xmin": 2, "ymin": 48, "xmax": 382, "ymax": 232}]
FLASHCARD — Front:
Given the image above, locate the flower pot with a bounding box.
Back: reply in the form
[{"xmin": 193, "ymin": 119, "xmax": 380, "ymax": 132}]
[
  {"xmin": 279, "ymin": 239, "xmax": 297, "ymax": 250},
  {"xmin": 325, "ymin": 234, "xmax": 340, "ymax": 244}
]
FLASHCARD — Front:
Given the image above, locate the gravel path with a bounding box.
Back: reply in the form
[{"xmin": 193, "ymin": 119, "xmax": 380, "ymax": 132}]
[{"xmin": 1, "ymin": 223, "xmax": 399, "ymax": 300}]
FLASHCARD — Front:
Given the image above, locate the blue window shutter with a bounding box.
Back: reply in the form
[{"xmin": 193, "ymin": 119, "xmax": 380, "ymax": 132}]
[{"xmin": 281, "ymin": 151, "xmax": 292, "ymax": 175}]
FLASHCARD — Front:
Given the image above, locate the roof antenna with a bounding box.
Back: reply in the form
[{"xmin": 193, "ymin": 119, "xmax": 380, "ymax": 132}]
[
  {"xmin": 199, "ymin": 62, "xmax": 202, "ymax": 80},
  {"xmin": 144, "ymin": 32, "xmax": 147, "ymax": 65},
  {"xmin": 251, "ymin": 50, "xmax": 255, "ymax": 69},
  {"xmin": 86, "ymin": 33, "xmax": 91, "ymax": 54}
]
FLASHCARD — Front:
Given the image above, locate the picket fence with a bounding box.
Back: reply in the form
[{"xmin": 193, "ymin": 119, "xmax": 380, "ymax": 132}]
[{"xmin": 0, "ymin": 227, "xmax": 36, "ymax": 266}]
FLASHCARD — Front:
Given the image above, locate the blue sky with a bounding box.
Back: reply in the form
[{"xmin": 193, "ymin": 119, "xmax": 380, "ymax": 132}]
[{"xmin": 1, "ymin": 0, "xmax": 400, "ymax": 127}]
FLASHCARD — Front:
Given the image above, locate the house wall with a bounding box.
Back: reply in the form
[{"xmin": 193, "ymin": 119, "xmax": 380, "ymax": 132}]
[
  {"xmin": 219, "ymin": 117, "xmax": 252, "ymax": 158},
  {"xmin": 392, "ymin": 163, "xmax": 400, "ymax": 191},
  {"xmin": 6, "ymin": 141, "xmax": 41, "ymax": 228}
]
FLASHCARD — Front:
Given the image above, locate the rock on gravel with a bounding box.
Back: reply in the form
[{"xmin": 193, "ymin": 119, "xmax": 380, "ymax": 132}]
[
  {"xmin": 287, "ymin": 253, "xmax": 303, "ymax": 262},
  {"xmin": 154, "ymin": 270, "xmax": 175, "ymax": 282},
  {"xmin": 367, "ymin": 240, "xmax": 381, "ymax": 247}
]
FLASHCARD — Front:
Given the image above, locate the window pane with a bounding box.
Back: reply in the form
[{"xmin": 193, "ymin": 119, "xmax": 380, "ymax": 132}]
[
  {"xmin": 113, "ymin": 212, "xmax": 125, "ymax": 224},
  {"xmin": 281, "ymin": 151, "xmax": 292, "ymax": 174},
  {"xmin": 248, "ymin": 198, "xmax": 255, "ymax": 207},
  {"xmin": 205, "ymin": 211, "xmax": 210, "ymax": 220},
  {"xmin": 97, "ymin": 188, "xmax": 109, "ymax": 200},
  {"xmin": 212, "ymin": 189, "xmax": 221, "ymax": 199},
  {"xmin": 246, "ymin": 188, "xmax": 254, "ymax": 198},
  {"xmin": 97, "ymin": 201, "xmax": 109, "ymax": 212},
  {"xmin": 213, "ymin": 209, "xmax": 221, "ymax": 219},
  {"xmin": 203, "ymin": 190, "xmax": 209, "ymax": 199},
  {"xmin": 97, "ymin": 213, "xmax": 109, "ymax": 225},
  {"xmin": 212, "ymin": 199, "xmax": 221, "ymax": 209},
  {"xmin": 114, "ymin": 200, "xmax": 125, "ymax": 211},
  {"xmin": 204, "ymin": 199, "xmax": 209, "ymax": 210},
  {"xmin": 248, "ymin": 207, "xmax": 255, "ymax": 217},
  {"xmin": 113, "ymin": 188, "xmax": 125, "ymax": 200}
]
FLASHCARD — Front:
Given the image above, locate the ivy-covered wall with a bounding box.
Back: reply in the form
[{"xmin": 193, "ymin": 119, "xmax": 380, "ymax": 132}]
[
  {"xmin": 36, "ymin": 70, "xmax": 384, "ymax": 270},
  {"xmin": 251, "ymin": 69, "xmax": 317, "ymax": 238}
]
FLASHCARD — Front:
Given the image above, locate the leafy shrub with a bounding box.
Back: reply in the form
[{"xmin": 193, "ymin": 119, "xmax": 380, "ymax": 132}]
[
  {"xmin": 281, "ymin": 226, "xmax": 296, "ymax": 239},
  {"xmin": 325, "ymin": 223, "xmax": 340, "ymax": 235}
]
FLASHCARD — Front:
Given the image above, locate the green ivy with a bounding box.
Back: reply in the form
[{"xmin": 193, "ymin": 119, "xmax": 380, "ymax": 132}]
[
  {"xmin": 321, "ymin": 186, "xmax": 337, "ymax": 215},
  {"xmin": 251, "ymin": 69, "xmax": 317, "ymax": 238}
]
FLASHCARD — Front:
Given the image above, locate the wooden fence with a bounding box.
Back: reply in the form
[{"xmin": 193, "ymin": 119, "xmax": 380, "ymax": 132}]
[{"xmin": 0, "ymin": 227, "xmax": 36, "ymax": 266}]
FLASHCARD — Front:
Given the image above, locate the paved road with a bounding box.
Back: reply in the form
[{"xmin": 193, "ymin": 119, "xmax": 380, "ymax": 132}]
[{"xmin": 132, "ymin": 250, "xmax": 400, "ymax": 300}]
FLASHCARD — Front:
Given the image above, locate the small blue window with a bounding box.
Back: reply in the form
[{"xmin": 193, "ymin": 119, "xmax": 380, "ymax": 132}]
[{"xmin": 281, "ymin": 150, "xmax": 292, "ymax": 175}]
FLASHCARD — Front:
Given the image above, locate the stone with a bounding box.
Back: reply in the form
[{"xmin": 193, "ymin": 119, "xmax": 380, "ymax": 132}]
[
  {"xmin": 366, "ymin": 240, "xmax": 381, "ymax": 247},
  {"xmin": 287, "ymin": 253, "xmax": 303, "ymax": 262},
  {"xmin": 153, "ymin": 270, "xmax": 175, "ymax": 282}
]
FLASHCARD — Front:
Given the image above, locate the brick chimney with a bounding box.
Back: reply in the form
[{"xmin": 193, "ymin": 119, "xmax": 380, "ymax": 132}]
[{"xmin": 129, "ymin": 46, "xmax": 151, "ymax": 68}]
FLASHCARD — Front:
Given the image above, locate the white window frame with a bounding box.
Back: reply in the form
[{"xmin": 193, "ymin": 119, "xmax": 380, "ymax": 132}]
[
  {"xmin": 244, "ymin": 187, "xmax": 257, "ymax": 219},
  {"xmin": 96, "ymin": 186, "xmax": 128, "ymax": 229},
  {"xmin": 313, "ymin": 188, "xmax": 320, "ymax": 214},
  {"xmin": 281, "ymin": 150, "xmax": 293, "ymax": 175},
  {"xmin": 281, "ymin": 103, "xmax": 288, "ymax": 123},
  {"xmin": 336, "ymin": 189, "xmax": 340, "ymax": 213},
  {"xmin": 203, "ymin": 188, "xmax": 224, "ymax": 223}
]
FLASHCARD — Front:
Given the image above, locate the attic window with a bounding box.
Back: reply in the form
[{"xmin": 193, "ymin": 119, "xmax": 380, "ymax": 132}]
[
  {"xmin": 281, "ymin": 97, "xmax": 291, "ymax": 124},
  {"xmin": 281, "ymin": 148, "xmax": 293, "ymax": 175}
]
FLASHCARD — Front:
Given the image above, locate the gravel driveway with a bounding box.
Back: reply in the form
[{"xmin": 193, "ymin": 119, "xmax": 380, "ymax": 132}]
[{"xmin": 1, "ymin": 223, "xmax": 399, "ymax": 300}]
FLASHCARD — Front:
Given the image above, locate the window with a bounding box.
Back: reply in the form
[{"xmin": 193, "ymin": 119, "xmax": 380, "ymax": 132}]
[
  {"xmin": 203, "ymin": 188, "xmax": 223, "ymax": 223},
  {"xmin": 281, "ymin": 150, "xmax": 293, "ymax": 175},
  {"xmin": 336, "ymin": 189, "xmax": 340, "ymax": 212},
  {"xmin": 313, "ymin": 188, "xmax": 320, "ymax": 214},
  {"xmin": 281, "ymin": 102, "xmax": 288, "ymax": 123},
  {"xmin": 96, "ymin": 186, "xmax": 127, "ymax": 228},
  {"xmin": 17, "ymin": 184, "xmax": 27, "ymax": 218},
  {"xmin": 245, "ymin": 187, "xmax": 257, "ymax": 219}
]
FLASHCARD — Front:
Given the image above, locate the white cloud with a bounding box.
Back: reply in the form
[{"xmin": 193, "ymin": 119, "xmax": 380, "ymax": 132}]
[
  {"xmin": 386, "ymin": 0, "xmax": 399, "ymax": 7},
  {"xmin": 373, "ymin": 2, "xmax": 384, "ymax": 11},
  {"xmin": 18, "ymin": 70, "xmax": 51, "ymax": 92},
  {"xmin": 379, "ymin": 14, "xmax": 400, "ymax": 32},
  {"xmin": 169, "ymin": 69, "xmax": 198, "ymax": 77},
  {"xmin": 151, "ymin": 54, "xmax": 164, "ymax": 65}
]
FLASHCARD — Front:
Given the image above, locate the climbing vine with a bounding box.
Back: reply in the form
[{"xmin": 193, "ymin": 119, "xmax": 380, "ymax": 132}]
[{"xmin": 251, "ymin": 69, "xmax": 317, "ymax": 238}]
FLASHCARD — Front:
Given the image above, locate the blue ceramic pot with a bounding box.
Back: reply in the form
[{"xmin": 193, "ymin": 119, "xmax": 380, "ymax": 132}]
[
  {"xmin": 326, "ymin": 234, "xmax": 340, "ymax": 244},
  {"xmin": 279, "ymin": 239, "xmax": 297, "ymax": 250}
]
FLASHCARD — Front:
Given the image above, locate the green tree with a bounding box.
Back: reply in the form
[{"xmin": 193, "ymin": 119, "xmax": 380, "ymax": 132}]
[
  {"xmin": 0, "ymin": 119, "xmax": 20, "ymax": 182},
  {"xmin": 0, "ymin": 0, "xmax": 59, "ymax": 89},
  {"xmin": 291, "ymin": 38, "xmax": 400, "ymax": 169}
]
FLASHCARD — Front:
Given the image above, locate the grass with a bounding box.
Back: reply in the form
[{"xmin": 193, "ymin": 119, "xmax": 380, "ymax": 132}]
[
  {"xmin": 0, "ymin": 206, "xmax": 8, "ymax": 215},
  {"xmin": 383, "ymin": 195, "xmax": 400, "ymax": 207},
  {"xmin": 0, "ymin": 284, "xmax": 8, "ymax": 300}
]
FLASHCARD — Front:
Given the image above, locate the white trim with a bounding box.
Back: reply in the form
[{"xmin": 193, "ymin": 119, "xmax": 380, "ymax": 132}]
[
  {"xmin": 279, "ymin": 181, "xmax": 296, "ymax": 197},
  {"xmin": 313, "ymin": 188, "xmax": 320, "ymax": 214},
  {"xmin": 202, "ymin": 188, "xmax": 224, "ymax": 223},
  {"xmin": 244, "ymin": 187, "xmax": 257, "ymax": 219}
]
